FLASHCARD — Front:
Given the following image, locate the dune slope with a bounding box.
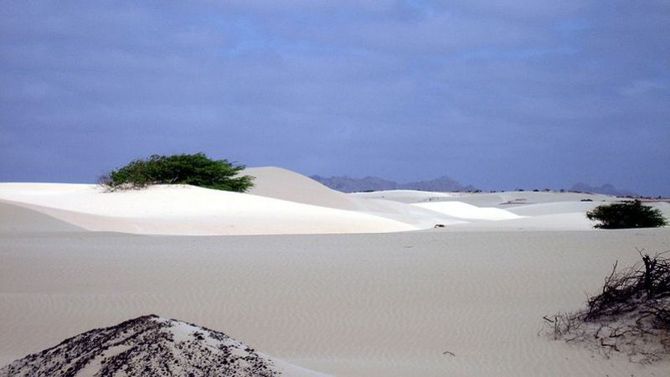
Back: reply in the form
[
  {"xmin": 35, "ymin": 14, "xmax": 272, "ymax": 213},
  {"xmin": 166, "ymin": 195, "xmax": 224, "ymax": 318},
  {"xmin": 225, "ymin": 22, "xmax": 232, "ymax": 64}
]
[
  {"xmin": 243, "ymin": 168, "xmax": 466, "ymax": 228},
  {"xmin": 0, "ymin": 201, "xmax": 83, "ymax": 233},
  {"xmin": 412, "ymin": 201, "xmax": 522, "ymax": 221},
  {"xmin": 244, "ymin": 167, "xmax": 359, "ymax": 211},
  {"xmin": 0, "ymin": 183, "xmax": 416, "ymax": 236}
]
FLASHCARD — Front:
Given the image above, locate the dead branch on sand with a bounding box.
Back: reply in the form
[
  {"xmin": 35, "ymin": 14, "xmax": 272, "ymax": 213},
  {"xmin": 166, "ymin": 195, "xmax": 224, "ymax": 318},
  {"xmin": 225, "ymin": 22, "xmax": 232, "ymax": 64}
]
[{"xmin": 543, "ymin": 251, "xmax": 670, "ymax": 363}]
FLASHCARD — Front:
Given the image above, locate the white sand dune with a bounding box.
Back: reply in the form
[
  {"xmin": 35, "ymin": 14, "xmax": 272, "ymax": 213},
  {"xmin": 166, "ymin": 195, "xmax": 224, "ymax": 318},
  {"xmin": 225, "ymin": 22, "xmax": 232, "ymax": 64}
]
[
  {"xmin": 426, "ymin": 201, "xmax": 599, "ymax": 231},
  {"xmin": 0, "ymin": 183, "xmax": 416, "ymax": 235},
  {"xmin": 2, "ymin": 171, "xmax": 664, "ymax": 237},
  {"xmin": 446, "ymin": 212, "xmax": 598, "ymax": 231},
  {"xmin": 244, "ymin": 168, "xmax": 466, "ymax": 228},
  {"xmin": 651, "ymin": 201, "xmax": 670, "ymax": 219},
  {"xmin": 347, "ymin": 198, "xmax": 468, "ymax": 228},
  {"xmin": 405, "ymin": 191, "xmax": 613, "ymax": 208},
  {"xmin": 348, "ymin": 188, "xmax": 639, "ymax": 230},
  {"xmin": 505, "ymin": 201, "xmax": 602, "ymax": 216},
  {"xmin": 493, "ymin": 191, "xmax": 613, "ymax": 204},
  {"xmin": 351, "ymin": 189, "xmax": 457, "ymax": 203},
  {"xmin": 0, "ymin": 201, "xmax": 83, "ymax": 233},
  {"xmin": 0, "ymin": 181, "xmax": 647, "ymax": 234},
  {"xmin": 1, "ymin": 171, "xmax": 669, "ymax": 375},
  {"xmin": 412, "ymin": 201, "xmax": 522, "ymax": 221},
  {"xmin": 245, "ymin": 167, "xmax": 360, "ymax": 211},
  {"xmin": 0, "ymin": 168, "xmax": 640, "ymax": 234}
]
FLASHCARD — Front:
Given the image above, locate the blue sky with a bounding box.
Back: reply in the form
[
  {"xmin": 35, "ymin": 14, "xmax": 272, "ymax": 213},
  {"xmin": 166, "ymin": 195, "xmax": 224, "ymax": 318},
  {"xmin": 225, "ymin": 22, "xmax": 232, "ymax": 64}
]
[{"xmin": 1, "ymin": 1, "xmax": 669, "ymax": 194}]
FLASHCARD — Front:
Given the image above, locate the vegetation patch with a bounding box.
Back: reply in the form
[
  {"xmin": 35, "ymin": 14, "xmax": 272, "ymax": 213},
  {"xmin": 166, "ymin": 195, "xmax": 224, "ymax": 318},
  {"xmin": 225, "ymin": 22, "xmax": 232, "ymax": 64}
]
[
  {"xmin": 101, "ymin": 153, "xmax": 254, "ymax": 192},
  {"xmin": 543, "ymin": 252, "xmax": 670, "ymax": 363},
  {"xmin": 586, "ymin": 200, "xmax": 667, "ymax": 229}
]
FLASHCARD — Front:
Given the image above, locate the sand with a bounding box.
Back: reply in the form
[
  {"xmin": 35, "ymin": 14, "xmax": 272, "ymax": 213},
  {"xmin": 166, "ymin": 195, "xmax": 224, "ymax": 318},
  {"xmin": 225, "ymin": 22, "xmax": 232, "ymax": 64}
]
[
  {"xmin": 411, "ymin": 201, "xmax": 522, "ymax": 221},
  {"xmin": 0, "ymin": 179, "xmax": 638, "ymax": 235},
  {"xmin": 351, "ymin": 189, "xmax": 457, "ymax": 203},
  {"xmin": 244, "ymin": 168, "xmax": 468, "ymax": 228},
  {"xmin": 0, "ymin": 183, "xmax": 417, "ymax": 235},
  {"xmin": 1, "ymin": 169, "xmax": 669, "ymax": 376},
  {"xmin": 0, "ymin": 201, "xmax": 83, "ymax": 233},
  {"xmin": 244, "ymin": 167, "xmax": 360, "ymax": 211},
  {"xmin": 1, "ymin": 222, "xmax": 669, "ymax": 376}
]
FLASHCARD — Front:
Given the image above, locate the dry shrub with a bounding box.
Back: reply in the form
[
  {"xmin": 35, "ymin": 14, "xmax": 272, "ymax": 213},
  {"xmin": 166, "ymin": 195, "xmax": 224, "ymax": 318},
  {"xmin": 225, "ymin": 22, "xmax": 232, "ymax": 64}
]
[{"xmin": 543, "ymin": 250, "xmax": 670, "ymax": 363}]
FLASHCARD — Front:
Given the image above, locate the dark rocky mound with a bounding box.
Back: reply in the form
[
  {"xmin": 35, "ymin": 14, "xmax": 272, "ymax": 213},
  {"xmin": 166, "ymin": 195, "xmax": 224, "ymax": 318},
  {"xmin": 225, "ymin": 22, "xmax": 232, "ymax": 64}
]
[{"xmin": 0, "ymin": 315, "xmax": 280, "ymax": 377}]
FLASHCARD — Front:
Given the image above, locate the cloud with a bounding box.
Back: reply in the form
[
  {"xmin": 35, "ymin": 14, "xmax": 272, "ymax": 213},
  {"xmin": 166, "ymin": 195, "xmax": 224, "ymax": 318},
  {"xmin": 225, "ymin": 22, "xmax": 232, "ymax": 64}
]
[{"xmin": 0, "ymin": 1, "xmax": 668, "ymax": 195}]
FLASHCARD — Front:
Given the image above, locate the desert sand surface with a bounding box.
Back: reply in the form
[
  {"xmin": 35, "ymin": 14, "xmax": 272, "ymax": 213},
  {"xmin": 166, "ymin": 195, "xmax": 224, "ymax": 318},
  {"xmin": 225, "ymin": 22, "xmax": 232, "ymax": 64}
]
[
  {"xmin": 0, "ymin": 183, "xmax": 417, "ymax": 235},
  {"xmin": 1, "ymin": 169, "xmax": 669, "ymax": 376},
  {"xmin": 1, "ymin": 222, "xmax": 669, "ymax": 376}
]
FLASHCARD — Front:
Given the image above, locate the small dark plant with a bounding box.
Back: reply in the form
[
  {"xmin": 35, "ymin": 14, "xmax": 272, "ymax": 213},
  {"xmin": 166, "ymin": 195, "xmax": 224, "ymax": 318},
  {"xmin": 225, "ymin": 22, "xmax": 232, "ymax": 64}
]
[
  {"xmin": 586, "ymin": 200, "xmax": 667, "ymax": 229},
  {"xmin": 585, "ymin": 252, "xmax": 670, "ymax": 324},
  {"xmin": 100, "ymin": 153, "xmax": 254, "ymax": 192},
  {"xmin": 544, "ymin": 251, "xmax": 670, "ymax": 362}
]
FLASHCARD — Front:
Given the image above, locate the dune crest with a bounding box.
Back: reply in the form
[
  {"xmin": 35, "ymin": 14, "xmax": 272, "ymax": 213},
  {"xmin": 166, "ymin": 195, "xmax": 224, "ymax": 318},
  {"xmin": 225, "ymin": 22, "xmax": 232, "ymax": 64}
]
[{"xmin": 244, "ymin": 167, "xmax": 359, "ymax": 211}]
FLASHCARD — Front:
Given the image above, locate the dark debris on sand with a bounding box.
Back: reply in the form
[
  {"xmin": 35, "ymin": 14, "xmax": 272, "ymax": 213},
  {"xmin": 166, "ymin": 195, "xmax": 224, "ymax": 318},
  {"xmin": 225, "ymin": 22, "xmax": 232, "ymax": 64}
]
[{"xmin": 0, "ymin": 314, "xmax": 280, "ymax": 377}]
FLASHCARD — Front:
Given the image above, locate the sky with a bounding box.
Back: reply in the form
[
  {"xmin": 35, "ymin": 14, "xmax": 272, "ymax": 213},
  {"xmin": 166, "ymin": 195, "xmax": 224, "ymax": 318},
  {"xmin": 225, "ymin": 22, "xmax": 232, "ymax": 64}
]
[{"xmin": 1, "ymin": 1, "xmax": 669, "ymax": 195}]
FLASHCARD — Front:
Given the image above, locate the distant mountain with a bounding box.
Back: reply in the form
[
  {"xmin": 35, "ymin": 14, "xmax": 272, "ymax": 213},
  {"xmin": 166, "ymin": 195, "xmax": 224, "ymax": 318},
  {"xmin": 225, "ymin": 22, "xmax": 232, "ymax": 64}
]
[
  {"xmin": 570, "ymin": 183, "xmax": 637, "ymax": 197},
  {"xmin": 311, "ymin": 175, "xmax": 477, "ymax": 193},
  {"xmin": 310, "ymin": 175, "xmax": 398, "ymax": 192},
  {"xmin": 400, "ymin": 176, "xmax": 478, "ymax": 192},
  {"xmin": 312, "ymin": 176, "xmax": 636, "ymax": 196}
]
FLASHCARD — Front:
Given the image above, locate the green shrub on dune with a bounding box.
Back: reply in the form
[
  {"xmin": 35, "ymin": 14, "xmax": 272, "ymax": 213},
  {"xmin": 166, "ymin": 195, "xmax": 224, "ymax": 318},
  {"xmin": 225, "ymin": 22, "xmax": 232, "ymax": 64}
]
[
  {"xmin": 101, "ymin": 153, "xmax": 254, "ymax": 192},
  {"xmin": 586, "ymin": 200, "xmax": 667, "ymax": 229}
]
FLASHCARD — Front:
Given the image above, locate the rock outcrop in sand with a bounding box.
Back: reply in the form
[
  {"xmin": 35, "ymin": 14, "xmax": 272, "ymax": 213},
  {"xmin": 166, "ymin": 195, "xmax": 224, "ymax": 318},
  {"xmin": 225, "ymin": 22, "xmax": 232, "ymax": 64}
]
[{"xmin": 0, "ymin": 315, "xmax": 319, "ymax": 377}]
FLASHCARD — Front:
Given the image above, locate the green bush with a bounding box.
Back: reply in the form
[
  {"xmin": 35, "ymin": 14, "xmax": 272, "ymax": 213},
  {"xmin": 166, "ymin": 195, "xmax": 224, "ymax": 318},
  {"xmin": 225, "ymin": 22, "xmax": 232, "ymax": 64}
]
[
  {"xmin": 101, "ymin": 153, "xmax": 254, "ymax": 192},
  {"xmin": 586, "ymin": 200, "xmax": 667, "ymax": 229}
]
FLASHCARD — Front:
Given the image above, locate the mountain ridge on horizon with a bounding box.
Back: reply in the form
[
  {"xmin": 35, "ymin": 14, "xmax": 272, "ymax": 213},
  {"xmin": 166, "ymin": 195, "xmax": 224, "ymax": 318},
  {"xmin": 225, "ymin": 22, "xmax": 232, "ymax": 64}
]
[
  {"xmin": 311, "ymin": 175, "xmax": 639, "ymax": 197},
  {"xmin": 310, "ymin": 175, "xmax": 478, "ymax": 193},
  {"xmin": 569, "ymin": 182, "xmax": 637, "ymax": 197}
]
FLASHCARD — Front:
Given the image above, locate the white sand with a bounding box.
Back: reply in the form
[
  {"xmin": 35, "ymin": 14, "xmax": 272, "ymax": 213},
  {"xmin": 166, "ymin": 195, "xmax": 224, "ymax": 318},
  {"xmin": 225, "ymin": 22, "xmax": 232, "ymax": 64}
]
[
  {"xmin": 244, "ymin": 168, "xmax": 468, "ymax": 228},
  {"xmin": 0, "ymin": 183, "xmax": 417, "ymax": 235},
  {"xmin": 1, "ymin": 222, "xmax": 669, "ymax": 376},
  {"xmin": 2, "ymin": 169, "xmax": 669, "ymax": 376},
  {"xmin": 505, "ymin": 201, "xmax": 601, "ymax": 216},
  {"xmin": 245, "ymin": 167, "xmax": 360, "ymax": 211},
  {"xmin": 408, "ymin": 191, "xmax": 613, "ymax": 208},
  {"xmin": 0, "ymin": 201, "xmax": 83, "ymax": 233},
  {"xmin": 411, "ymin": 201, "xmax": 522, "ymax": 221},
  {"xmin": 351, "ymin": 189, "xmax": 457, "ymax": 203},
  {"xmin": 0, "ymin": 179, "xmax": 635, "ymax": 234}
]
